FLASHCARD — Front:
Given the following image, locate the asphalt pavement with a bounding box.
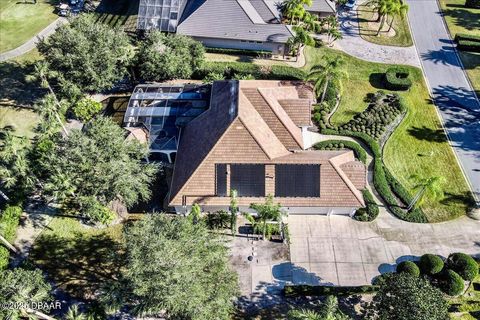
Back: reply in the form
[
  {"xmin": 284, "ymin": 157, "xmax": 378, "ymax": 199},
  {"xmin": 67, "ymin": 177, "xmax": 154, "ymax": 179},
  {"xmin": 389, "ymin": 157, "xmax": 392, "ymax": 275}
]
[{"xmin": 406, "ymin": 0, "xmax": 480, "ymax": 202}]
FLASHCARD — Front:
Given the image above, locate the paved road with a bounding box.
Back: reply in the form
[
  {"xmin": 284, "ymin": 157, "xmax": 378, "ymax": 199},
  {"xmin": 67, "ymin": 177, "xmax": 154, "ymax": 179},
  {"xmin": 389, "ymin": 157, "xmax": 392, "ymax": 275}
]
[
  {"xmin": 407, "ymin": 0, "xmax": 480, "ymax": 202},
  {"xmin": 0, "ymin": 18, "xmax": 66, "ymax": 62}
]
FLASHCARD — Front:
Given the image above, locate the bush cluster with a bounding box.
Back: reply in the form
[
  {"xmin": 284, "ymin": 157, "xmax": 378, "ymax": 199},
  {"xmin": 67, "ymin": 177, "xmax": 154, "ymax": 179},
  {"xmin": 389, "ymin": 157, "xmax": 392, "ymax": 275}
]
[
  {"xmin": 397, "ymin": 261, "xmax": 420, "ymax": 277},
  {"xmin": 204, "ymin": 210, "xmax": 230, "ymax": 229},
  {"xmin": 446, "ymin": 252, "xmax": 479, "ymax": 281},
  {"xmin": 193, "ymin": 61, "xmax": 306, "ymax": 81},
  {"xmin": 339, "ymin": 92, "xmax": 404, "ymax": 140},
  {"xmin": 384, "ymin": 66, "xmax": 412, "ymax": 91},
  {"xmin": 314, "ymin": 140, "xmax": 367, "ymax": 163},
  {"xmin": 312, "ymin": 84, "xmax": 339, "ymax": 130},
  {"xmin": 0, "ymin": 247, "xmax": 9, "ymax": 270},
  {"xmin": 419, "ymin": 254, "xmax": 444, "ymax": 275},
  {"xmin": 354, "ymin": 189, "xmax": 380, "ymax": 222},
  {"xmin": 284, "ymin": 284, "xmax": 378, "ymax": 297},
  {"xmin": 205, "ymin": 47, "xmax": 271, "ymax": 57},
  {"xmin": 440, "ymin": 269, "xmax": 465, "ymax": 296}
]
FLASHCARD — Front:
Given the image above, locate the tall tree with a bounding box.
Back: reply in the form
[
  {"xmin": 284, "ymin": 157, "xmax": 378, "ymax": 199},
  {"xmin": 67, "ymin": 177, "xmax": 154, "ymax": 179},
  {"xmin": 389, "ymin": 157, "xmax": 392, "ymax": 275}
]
[
  {"xmin": 366, "ymin": 273, "xmax": 449, "ymax": 320},
  {"xmin": 37, "ymin": 14, "xmax": 134, "ymax": 98},
  {"xmin": 322, "ymin": 15, "xmax": 343, "ymax": 46},
  {"xmin": 387, "ymin": 0, "xmax": 409, "ymax": 32},
  {"xmin": 250, "ymin": 195, "xmax": 286, "ymax": 240},
  {"xmin": 307, "ymin": 56, "xmax": 347, "ymax": 103},
  {"xmin": 103, "ymin": 215, "xmax": 239, "ymax": 319},
  {"xmin": 408, "ymin": 175, "xmax": 445, "ymax": 211},
  {"xmin": 287, "ymin": 26, "xmax": 316, "ymax": 58},
  {"xmin": 33, "ymin": 117, "xmax": 158, "ymax": 224}
]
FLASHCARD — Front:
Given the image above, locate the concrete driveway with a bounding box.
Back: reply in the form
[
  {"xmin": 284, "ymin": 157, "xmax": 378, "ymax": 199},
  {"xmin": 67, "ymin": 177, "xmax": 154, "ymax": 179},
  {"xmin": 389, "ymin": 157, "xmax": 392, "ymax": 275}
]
[
  {"xmin": 406, "ymin": 0, "xmax": 480, "ymax": 202},
  {"xmin": 288, "ymin": 210, "xmax": 480, "ymax": 286}
]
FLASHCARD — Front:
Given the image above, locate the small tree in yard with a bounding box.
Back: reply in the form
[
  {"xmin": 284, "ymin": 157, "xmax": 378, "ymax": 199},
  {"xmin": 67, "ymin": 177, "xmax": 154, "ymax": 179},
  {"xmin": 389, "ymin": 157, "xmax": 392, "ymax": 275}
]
[
  {"xmin": 102, "ymin": 215, "xmax": 239, "ymax": 319},
  {"xmin": 408, "ymin": 175, "xmax": 445, "ymax": 211},
  {"xmin": 72, "ymin": 98, "xmax": 103, "ymax": 122},
  {"xmin": 288, "ymin": 295, "xmax": 350, "ymax": 319},
  {"xmin": 366, "ymin": 273, "xmax": 449, "ymax": 320},
  {"xmin": 38, "ymin": 14, "xmax": 134, "ymax": 98},
  {"xmin": 189, "ymin": 203, "xmax": 202, "ymax": 224},
  {"xmin": 250, "ymin": 195, "xmax": 286, "ymax": 240},
  {"xmin": 137, "ymin": 31, "xmax": 205, "ymax": 81},
  {"xmin": 230, "ymin": 189, "xmax": 238, "ymax": 235},
  {"xmin": 307, "ymin": 56, "xmax": 347, "ymax": 103},
  {"xmin": 321, "ymin": 15, "xmax": 343, "ymax": 46}
]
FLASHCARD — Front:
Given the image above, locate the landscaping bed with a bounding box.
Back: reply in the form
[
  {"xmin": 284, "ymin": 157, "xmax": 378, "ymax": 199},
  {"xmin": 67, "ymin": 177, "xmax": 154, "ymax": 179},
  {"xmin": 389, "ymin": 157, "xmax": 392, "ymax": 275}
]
[{"xmin": 303, "ymin": 46, "xmax": 473, "ymax": 221}]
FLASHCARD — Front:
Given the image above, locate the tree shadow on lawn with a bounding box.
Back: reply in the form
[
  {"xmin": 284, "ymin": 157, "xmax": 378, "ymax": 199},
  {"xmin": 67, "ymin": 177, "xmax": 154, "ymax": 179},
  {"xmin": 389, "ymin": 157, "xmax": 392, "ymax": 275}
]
[
  {"xmin": 442, "ymin": 8, "xmax": 480, "ymax": 31},
  {"xmin": 440, "ymin": 191, "xmax": 476, "ymax": 209},
  {"xmin": 407, "ymin": 126, "xmax": 448, "ymax": 143},
  {"xmin": 31, "ymin": 231, "xmax": 126, "ymax": 301},
  {"xmin": 0, "ymin": 61, "xmax": 45, "ymax": 107}
]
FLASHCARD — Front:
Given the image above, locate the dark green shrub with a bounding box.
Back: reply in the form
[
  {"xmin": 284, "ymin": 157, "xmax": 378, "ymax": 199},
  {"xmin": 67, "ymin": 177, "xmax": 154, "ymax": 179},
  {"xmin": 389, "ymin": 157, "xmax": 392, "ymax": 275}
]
[
  {"xmin": 385, "ymin": 67, "xmax": 412, "ymax": 91},
  {"xmin": 465, "ymin": 0, "xmax": 480, "ymax": 8},
  {"xmin": 457, "ymin": 40, "xmax": 480, "ymax": 53},
  {"xmin": 0, "ymin": 205, "xmax": 22, "ymax": 242},
  {"xmin": 354, "ymin": 189, "xmax": 379, "ymax": 222},
  {"xmin": 284, "ymin": 284, "xmax": 378, "ymax": 297},
  {"xmin": 446, "ymin": 253, "xmax": 479, "ymax": 281},
  {"xmin": 205, "ymin": 47, "xmax": 270, "ymax": 56},
  {"xmin": 397, "ymin": 261, "xmax": 420, "ymax": 277},
  {"xmin": 204, "ymin": 210, "xmax": 230, "ymax": 229},
  {"xmin": 314, "ymin": 140, "xmax": 367, "ymax": 163},
  {"xmin": 269, "ymin": 65, "xmax": 306, "ymax": 80},
  {"xmin": 441, "ymin": 269, "xmax": 465, "ymax": 296},
  {"xmin": 0, "ymin": 246, "xmax": 9, "ymax": 270},
  {"xmin": 419, "ymin": 254, "xmax": 444, "ymax": 275},
  {"xmin": 454, "ymin": 33, "xmax": 480, "ymax": 43}
]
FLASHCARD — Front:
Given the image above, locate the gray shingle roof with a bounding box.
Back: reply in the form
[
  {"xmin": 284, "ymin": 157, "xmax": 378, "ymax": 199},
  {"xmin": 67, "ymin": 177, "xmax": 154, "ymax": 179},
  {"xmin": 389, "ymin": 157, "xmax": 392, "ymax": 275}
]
[
  {"xmin": 306, "ymin": 0, "xmax": 336, "ymax": 13},
  {"xmin": 177, "ymin": 0, "xmax": 293, "ymax": 43}
]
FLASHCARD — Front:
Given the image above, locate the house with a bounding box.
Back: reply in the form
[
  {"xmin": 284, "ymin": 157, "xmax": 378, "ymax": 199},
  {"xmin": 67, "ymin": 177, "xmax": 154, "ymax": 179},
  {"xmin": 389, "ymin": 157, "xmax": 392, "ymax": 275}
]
[
  {"xmin": 137, "ymin": 0, "xmax": 336, "ymax": 55},
  {"xmin": 168, "ymin": 80, "xmax": 366, "ymax": 215},
  {"xmin": 305, "ymin": 0, "xmax": 336, "ymax": 17}
]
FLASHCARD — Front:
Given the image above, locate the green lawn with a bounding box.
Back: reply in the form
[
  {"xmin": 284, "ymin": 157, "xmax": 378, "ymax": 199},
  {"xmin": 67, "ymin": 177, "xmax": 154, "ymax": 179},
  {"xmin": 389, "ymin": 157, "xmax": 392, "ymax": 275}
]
[
  {"xmin": 439, "ymin": 0, "xmax": 480, "ymax": 96},
  {"xmin": 303, "ymin": 46, "xmax": 473, "ymax": 221},
  {"xmin": 357, "ymin": 4, "xmax": 413, "ymax": 47},
  {"xmin": 0, "ymin": 0, "xmax": 57, "ymax": 53},
  {"xmin": 30, "ymin": 216, "xmax": 131, "ymax": 301},
  {"xmin": 0, "ymin": 106, "xmax": 40, "ymax": 139}
]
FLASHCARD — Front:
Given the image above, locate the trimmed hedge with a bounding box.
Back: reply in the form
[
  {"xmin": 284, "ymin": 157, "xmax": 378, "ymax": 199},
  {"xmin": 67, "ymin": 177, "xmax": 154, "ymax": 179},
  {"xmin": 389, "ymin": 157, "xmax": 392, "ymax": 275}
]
[
  {"xmin": 314, "ymin": 140, "xmax": 368, "ymax": 163},
  {"xmin": 457, "ymin": 40, "xmax": 480, "ymax": 53},
  {"xmin": 284, "ymin": 284, "xmax": 378, "ymax": 297},
  {"xmin": 441, "ymin": 269, "xmax": 465, "ymax": 296},
  {"xmin": 205, "ymin": 47, "xmax": 271, "ymax": 57},
  {"xmin": 354, "ymin": 189, "xmax": 379, "ymax": 222},
  {"xmin": 454, "ymin": 33, "xmax": 480, "ymax": 43},
  {"xmin": 0, "ymin": 205, "xmax": 22, "ymax": 242},
  {"xmin": 419, "ymin": 254, "xmax": 444, "ymax": 275},
  {"xmin": 396, "ymin": 261, "xmax": 420, "ymax": 277},
  {"xmin": 192, "ymin": 61, "xmax": 306, "ymax": 81},
  {"xmin": 322, "ymin": 128, "xmax": 428, "ymax": 223},
  {"xmin": 446, "ymin": 252, "xmax": 479, "ymax": 281},
  {"xmin": 385, "ymin": 66, "xmax": 412, "ymax": 91}
]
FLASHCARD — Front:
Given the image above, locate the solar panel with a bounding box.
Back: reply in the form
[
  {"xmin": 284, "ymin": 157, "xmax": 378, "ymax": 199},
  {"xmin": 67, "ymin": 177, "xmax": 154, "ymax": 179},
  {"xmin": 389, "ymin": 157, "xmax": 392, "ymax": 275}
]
[
  {"xmin": 215, "ymin": 164, "xmax": 227, "ymax": 196},
  {"xmin": 275, "ymin": 164, "xmax": 320, "ymax": 197},
  {"xmin": 230, "ymin": 164, "xmax": 265, "ymax": 197}
]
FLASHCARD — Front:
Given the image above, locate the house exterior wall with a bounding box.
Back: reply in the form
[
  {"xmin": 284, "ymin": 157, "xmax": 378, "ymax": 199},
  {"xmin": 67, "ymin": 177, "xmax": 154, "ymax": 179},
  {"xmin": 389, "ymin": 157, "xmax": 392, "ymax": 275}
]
[
  {"xmin": 190, "ymin": 36, "xmax": 287, "ymax": 54},
  {"xmin": 170, "ymin": 118, "xmax": 364, "ymax": 212}
]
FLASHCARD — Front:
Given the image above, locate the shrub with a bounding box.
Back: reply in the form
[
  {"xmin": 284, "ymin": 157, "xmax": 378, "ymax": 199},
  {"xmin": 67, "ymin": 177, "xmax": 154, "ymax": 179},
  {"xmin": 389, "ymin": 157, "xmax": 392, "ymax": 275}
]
[
  {"xmin": 446, "ymin": 253, "xmax": 479, "ymax": 281},
  {"xmin": 419, "ymin": 254, "xmax": 444, "ymax": 275},
  {"xmin": 0, "ymin": 206, "xmax": 22, "ymax": 242},
  {"xmin": 269, "ymin": 65, "xmax": 306, "ymax": 80},
  {"xmin": 0, "ymin": 246, "xmax": 9, "ymax": 270},
  {"xmin": 440, "ymin": 269, "xmax": 465, "ymax": 296},
  {"xmin": 465, "ymin": 0, "xmax": 480, "ymax": 8},
  {"xmin": 204, "ymin": 210, "xmax": 230, "ymax": 229},
  {"xmin": 384, "ymin": 67, "xmax": 412, "ymax": 91},
  {"xmin": 397, "ymin": 261, "xmax": 420, "ymax": 277},
  {"xmin": 284, "ymin": 284, "xmax": 378, "ymax": 297},
  {"xmin": 72, "ymin": 98, "xmax": 103, "ymax": 122},
  {"xmin": 457, "ymin": 40, "xmax": 480, "ymax": 53},
  {"xmin": 314, "ymin": 140, "xmax": 367, "ymax": 163},
  {"xmin": 454, "ymin": 33, "xmax": 480, "ymax": 43},
  {"xmin": 354, "ymin": 189, "xmax": 379, "ymax": 222},
  {"xmin": 205, "ymin": 47, "xmax": 270, "ymax": 56}
]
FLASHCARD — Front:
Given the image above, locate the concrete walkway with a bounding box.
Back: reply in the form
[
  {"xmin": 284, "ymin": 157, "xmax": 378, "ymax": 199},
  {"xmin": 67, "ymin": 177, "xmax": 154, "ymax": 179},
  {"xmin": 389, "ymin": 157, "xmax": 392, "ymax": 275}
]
[
  {"xmin": 0, "ymin": 17, "xmax": 66, "ymax": 62},
  {"xmin": 333, "ymin": 5, "xmax": 420, "ymax": 67},
  {"xmin": 406, "ymin": 0, "xmax": 480, "ymax": 203}
]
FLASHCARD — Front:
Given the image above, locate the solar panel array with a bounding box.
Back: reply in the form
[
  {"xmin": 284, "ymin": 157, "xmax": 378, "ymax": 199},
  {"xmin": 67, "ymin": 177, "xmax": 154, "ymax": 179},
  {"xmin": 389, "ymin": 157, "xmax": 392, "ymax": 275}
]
[
  {"xmin": 275, "ymin": 164, "xmax": 320, "ymax": 197},
  {"xmin": 230, "ymin": 164, "xmax": 265, "ymax": 197},
  {"xmin": 137, "ymin": 0, "xmax": 186, "ymax": 32},
  {"xmin": 215, "ymin": 164, "xmax": 227, "ymax": 196}
]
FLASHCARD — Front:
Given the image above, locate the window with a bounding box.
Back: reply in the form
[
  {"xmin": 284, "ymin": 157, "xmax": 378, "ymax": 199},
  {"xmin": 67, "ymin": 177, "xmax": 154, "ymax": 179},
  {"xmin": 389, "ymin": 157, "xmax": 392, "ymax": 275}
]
[
  {"xmin": 230, "ymin": 164, "xmax": 265, "ymax": 197},
  {"xmin": 275, "ymin": 164, "xmax": 320, "ymax": 197},
  {"xmin": 215, "ymin": 164, "xmax": 227, "ymax": 196}
]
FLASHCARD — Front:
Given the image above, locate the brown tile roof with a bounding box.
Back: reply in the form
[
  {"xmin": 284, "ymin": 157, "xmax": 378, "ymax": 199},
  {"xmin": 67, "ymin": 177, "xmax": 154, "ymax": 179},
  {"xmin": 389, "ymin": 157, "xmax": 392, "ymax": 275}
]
[{"xmin": 278, "ymin": 99, "xmax": 312, "ymax": 127}]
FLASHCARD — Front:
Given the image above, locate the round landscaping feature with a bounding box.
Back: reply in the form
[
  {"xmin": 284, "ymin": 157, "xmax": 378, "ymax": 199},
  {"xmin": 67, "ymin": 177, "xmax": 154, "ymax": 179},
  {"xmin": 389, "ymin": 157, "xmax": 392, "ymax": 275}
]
[
  {"xmin": 385, "ymin": 66, "xmax": 412, "ymax": 91},
  {"xmin": 440, "ymin": 269, "xmax": 465, "ymax": 296},
  {"xmin": 419, "ymin": 254, "xmax": 444, "ymax": 275},
  {"xmin": 397, "ymin": 261, "xmax": 420, "ymax": 277},
  {"xmin": 446, "ymin": 252, "xmax": 479, "ymax": 281}
]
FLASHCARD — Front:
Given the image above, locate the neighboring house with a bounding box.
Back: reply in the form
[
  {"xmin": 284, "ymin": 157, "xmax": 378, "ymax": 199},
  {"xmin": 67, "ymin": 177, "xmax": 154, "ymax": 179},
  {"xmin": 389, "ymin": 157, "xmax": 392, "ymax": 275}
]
[
  {"xmin": 137, "ymin": 0, "xmax": 336, "ymax": 54},
  {"xmin": 168, "ymin": 80, "xmax": 366, "ymax": 215}
]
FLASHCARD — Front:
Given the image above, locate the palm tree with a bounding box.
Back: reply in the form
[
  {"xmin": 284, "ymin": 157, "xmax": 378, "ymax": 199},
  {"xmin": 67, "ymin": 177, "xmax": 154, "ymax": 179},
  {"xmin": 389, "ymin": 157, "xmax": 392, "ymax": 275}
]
[
  {"xmin": 376, "ymin": 0, "xmax": 394, "ymax": 35},
  {"xmin": 287, "ymin": 296, "xmax": 350, "ymax": 320},
  {"xmin": 65, "ymin": 304, "xmax": 89, "ymax": 320},
  {"xmin": 28, "ymin": 62, "xmax": 69, "ymax": 136},
  {"xmin": 322, "ymin": 16, "xmax": 343, "ymax": 45},
  {"xmin": 387, "ymin": 0, "xmax": 409, "ymax": 32},
  {"xmin": 307, "ymin": 56, "xmax": 348, "ymax": 103},
  {"xmin": 408, "ymin": 175, "xmax": 446, "ymax": 211},
  {"xmin": 250, "ymin": 195, "xmax": 286, "ymax": 240},
  {"xmin": 287, "ymin": 26, "xmax": 316, "ymax": 58}
]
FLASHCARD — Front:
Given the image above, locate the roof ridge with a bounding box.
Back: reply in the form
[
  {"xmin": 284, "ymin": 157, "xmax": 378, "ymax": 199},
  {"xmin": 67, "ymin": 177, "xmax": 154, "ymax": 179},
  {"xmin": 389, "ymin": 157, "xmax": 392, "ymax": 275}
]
[
  {"xmin": 177, "ymin": 0, "xmax": 208, "ymax": 28},
  {"xmin": 329, "ymin": 152, "xmax": 365, "ymax": 206}
]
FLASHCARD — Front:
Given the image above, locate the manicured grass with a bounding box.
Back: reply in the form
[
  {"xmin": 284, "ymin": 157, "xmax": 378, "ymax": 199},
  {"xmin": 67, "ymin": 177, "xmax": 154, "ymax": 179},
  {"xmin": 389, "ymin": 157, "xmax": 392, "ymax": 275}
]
[
  {"xmin": 438, "ymin": 0, "xmax": 480, "ymax": 96},
  {"xmin": 0, "ymin": 106, "xmax": 40, "ymax": 139},
  {"xmin": 357, "ymin": 4, "xmax": 413, "ymax": 47},
  {"xmin": 0, "ymin": 0, "xmax": 57, "ymax": 53},
  {"xmin": 93, "ymin": 0, "xmax": 139, "ymax": 32},
  {"xmin": 303, "ymin": 46, "xmax": 473, "ymax": 221},
  {"xmin": 30, "ymin": 216, "xmax": 128, "ymax": 301}
]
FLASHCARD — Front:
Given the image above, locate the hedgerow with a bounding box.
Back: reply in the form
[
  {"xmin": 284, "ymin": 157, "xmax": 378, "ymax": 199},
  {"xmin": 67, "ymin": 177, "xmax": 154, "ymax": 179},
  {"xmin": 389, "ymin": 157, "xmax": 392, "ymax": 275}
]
[
  {"xmin": 314, "ymin": 140, "xmax": 367, "ymax": 163},
  {"xmin": 354, "ymin": 189, "xmax": 379, "ymax": 222},
  {"xmin": 384, "ymin": 66, "xmax": 412, "ymax": 91}
]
